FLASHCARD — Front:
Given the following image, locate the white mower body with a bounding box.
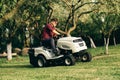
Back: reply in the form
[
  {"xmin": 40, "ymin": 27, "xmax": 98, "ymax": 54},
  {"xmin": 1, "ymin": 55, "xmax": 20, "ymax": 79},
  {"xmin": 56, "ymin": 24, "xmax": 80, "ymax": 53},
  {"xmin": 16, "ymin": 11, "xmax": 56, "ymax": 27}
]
[{"xmin": 57, "ymin": 37, "xmax": 87, "ymax": 53}]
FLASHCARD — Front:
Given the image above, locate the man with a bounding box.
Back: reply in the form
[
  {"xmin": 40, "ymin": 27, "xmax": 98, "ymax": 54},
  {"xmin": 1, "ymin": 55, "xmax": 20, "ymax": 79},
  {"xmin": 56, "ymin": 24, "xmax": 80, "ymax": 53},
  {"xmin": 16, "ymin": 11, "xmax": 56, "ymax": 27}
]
[{"xmin": 42, "ymin": 18, "xmax": 60, "ymax": 56}]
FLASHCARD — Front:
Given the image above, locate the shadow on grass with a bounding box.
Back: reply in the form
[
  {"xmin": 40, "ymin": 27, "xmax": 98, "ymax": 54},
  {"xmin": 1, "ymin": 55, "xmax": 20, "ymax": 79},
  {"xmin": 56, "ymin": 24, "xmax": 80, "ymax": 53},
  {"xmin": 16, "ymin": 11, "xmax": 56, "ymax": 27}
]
[
  {"xmin": 0, "ymin": 64, "xmax": 34, "ymax": 68},
  {"xmin": 0, "ymin": 64, "xmax": 68, "ymax": 68}
]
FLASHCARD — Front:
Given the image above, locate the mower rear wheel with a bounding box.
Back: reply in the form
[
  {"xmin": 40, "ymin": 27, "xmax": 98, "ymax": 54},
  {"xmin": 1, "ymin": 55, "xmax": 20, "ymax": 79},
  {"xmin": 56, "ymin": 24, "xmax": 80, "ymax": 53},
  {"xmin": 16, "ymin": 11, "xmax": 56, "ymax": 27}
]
[{"xmin": 36, "ymin": 55, "xmax": 46, "ymax": 67}]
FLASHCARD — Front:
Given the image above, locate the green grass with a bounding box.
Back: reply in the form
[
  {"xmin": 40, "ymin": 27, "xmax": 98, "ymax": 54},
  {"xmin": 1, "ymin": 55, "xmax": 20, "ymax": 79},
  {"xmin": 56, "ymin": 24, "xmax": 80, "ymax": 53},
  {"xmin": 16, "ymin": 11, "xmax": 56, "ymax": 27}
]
[{"xmin": 0, "ymin": 45, "xmax": 120, "ymax": 80}]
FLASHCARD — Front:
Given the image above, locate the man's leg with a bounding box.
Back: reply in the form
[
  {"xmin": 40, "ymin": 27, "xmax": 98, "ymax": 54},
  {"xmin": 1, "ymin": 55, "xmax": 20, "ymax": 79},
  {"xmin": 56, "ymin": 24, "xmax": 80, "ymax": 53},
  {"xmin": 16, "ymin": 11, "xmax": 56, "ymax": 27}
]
[
  {"xmin": 49, "ymin": 38, "xmax": 59, "ymax": 56},
  {"xmin": 49, "ymin": 38, "xmax": 56, "ymax": 49},
  {"xmin": 42, "ymin": 39, "xmax": 51, "ymax": 48}
]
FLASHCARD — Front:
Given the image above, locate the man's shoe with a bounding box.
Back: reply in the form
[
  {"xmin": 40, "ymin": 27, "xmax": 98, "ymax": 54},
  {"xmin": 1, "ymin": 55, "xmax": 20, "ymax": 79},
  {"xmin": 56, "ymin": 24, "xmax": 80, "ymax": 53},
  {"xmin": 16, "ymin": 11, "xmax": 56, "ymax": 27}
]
[{"xmin": 53, "ymin": 49, "xmax": 59, "ymax": 56}]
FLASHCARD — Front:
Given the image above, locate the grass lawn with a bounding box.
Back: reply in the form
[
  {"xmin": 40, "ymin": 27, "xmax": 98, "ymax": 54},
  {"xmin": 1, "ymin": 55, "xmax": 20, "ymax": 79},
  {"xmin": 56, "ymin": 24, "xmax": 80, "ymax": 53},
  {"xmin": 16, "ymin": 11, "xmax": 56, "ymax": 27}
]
[{"xmin": 0, "ymin": 45, "xmax": 120, "ymax": 80}]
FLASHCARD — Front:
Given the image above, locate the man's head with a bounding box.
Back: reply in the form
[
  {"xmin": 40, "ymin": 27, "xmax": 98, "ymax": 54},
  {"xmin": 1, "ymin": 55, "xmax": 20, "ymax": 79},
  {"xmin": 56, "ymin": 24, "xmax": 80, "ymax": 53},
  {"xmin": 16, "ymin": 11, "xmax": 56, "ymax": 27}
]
[{"xmin": 50, "ymin": 18, "xmax": 58, "ymax": 27}]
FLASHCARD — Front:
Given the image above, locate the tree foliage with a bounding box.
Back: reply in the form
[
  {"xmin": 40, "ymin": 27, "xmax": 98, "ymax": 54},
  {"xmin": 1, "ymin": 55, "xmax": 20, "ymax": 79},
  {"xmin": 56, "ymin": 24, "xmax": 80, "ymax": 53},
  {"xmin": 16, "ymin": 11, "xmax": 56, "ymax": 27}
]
[{"xmin": 0, "ymin": 0, "xmax": 120, "ymax": 54}]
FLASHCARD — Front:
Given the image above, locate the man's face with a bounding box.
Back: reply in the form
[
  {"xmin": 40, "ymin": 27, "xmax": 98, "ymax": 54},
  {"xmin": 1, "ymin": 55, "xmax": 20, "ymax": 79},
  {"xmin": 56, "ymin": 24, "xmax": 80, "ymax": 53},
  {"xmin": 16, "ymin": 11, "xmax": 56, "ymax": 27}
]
[{"xmin": 53, "ymin": 21, "xmax": 58, "ymax": 27}]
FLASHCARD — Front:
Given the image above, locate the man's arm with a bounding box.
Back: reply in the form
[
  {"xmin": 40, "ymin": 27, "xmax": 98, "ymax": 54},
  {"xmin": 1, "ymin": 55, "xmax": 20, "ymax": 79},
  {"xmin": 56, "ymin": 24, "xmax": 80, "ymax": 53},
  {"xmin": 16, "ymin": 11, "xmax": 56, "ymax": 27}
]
[{"xmin": 53, "ymin": 30, "xmax": 60, "ymax": 35}]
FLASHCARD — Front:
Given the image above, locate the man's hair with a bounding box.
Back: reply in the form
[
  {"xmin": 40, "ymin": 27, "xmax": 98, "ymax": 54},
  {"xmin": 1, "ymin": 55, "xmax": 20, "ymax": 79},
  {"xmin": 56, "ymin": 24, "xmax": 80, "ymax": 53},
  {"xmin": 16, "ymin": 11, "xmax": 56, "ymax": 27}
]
[{"xmin": 51, "ymin": 18, "xmax": 58, "ymax": 22}]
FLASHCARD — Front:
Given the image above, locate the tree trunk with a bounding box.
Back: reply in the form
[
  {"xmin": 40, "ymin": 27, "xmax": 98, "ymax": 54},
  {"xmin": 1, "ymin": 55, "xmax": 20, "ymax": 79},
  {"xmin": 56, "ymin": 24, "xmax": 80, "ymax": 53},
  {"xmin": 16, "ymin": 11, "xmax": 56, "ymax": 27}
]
[
  {"xmin": 7, "ymin": 42, "xmax": 12, "ymax": 60},
  {"xmin": 88, "ymin": 36, "xmax": 96, "ymax": 48},
  {"xmin": 104, "ymin": 37, "xmax": 106, "ymax": 46},
  {"xmin": 113, "ymin": 36, "xmax": 116, "ymax": 46},
  {"xmin": 105, "ymin": 37, "xmax": 109, "ymax": 55}
]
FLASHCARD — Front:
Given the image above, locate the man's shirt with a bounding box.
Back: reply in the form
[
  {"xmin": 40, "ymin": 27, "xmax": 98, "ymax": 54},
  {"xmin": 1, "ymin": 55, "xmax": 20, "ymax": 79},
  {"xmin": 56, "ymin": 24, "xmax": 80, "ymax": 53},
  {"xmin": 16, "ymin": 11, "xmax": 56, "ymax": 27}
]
[{"xmin": 42, "ymin": 23, "xmax": 55, "ymax": 40}]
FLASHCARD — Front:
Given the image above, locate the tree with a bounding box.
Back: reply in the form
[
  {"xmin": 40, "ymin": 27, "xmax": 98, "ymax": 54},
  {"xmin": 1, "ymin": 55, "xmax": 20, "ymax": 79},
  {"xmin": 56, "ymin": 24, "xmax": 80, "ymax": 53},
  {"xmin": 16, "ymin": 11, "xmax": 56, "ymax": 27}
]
[
  {"xmin": 51, "ymin": 0, "xmax": 101, "ymax": 48},
  {"xmin": 0, "ymin": 0, "xmax": 52, "ymax": 60},
  {"xmin": 0, "ymin": 0, "xmax": 27, "ymax": 60},
  {"xmin": 99, "ymin": 0, "xmax": 120, "ymax": 54},
  {"xmin": 103, "ymin": 13, "xmax": 120, "ymax": 54},
  {"xmin": 91, "ymin": 12, "xmax": 120, "ymax": 54},
  {"xmin": 54, "ymin": 0, "xmax": 102, "ymax": 36}
]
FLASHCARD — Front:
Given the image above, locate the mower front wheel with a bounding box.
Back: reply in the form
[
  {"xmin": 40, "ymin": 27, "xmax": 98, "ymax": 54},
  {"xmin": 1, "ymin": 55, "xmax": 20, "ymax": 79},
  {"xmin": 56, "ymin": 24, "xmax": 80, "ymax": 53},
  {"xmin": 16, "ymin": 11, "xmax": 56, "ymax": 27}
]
[
  {"xmin": 63, "ymin": 55, "xmax": 75, "ymax": 66},
  {"xmin": 81, "ymin": 52, "xmax": 92, "ymax": 62}
]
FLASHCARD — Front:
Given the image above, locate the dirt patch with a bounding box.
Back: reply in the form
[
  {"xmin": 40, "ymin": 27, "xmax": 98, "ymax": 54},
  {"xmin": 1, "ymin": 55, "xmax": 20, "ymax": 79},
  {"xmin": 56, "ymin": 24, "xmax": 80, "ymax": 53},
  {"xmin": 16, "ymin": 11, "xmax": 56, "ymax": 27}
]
[{"xmin": 93, "ymin": 54, "xmax": 120, "ymax": 60}]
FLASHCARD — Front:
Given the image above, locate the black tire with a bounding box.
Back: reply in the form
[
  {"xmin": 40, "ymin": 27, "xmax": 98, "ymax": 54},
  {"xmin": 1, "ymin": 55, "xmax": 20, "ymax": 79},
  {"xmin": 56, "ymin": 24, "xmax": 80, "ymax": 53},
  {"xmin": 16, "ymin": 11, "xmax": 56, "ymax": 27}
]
[
  {"xmin": 63, "ymin": 55, "xmax": 75, "ymax": 66},
  {"xmin": 31, "ymin": 58, "xmax": 38, "ymax": 67},
  {"xmin": 36, "ymin": 55, "xmax": 46, "ymax": 67},
  {"xmin": 81, "ymin": 52, "xmax": 92, "ymax": 62}
]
